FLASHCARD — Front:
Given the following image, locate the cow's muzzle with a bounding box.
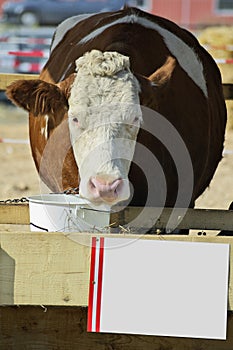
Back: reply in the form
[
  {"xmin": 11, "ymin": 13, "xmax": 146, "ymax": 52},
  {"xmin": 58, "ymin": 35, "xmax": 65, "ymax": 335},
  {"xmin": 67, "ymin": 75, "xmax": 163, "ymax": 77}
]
[{"xmin": 87, "ymin": 176, "xmax": 128, "ymax": 204}]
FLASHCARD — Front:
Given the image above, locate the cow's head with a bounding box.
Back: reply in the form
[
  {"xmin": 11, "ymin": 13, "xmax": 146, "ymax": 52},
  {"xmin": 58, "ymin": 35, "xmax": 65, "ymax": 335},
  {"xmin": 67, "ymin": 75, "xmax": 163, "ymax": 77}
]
[
  {"xmin": 6, "ymin": 49, "xmax": 176, "ymax": 206},
  {"xmin": 67, "ymin": 50, "xmax": 143, "ymax": 205}
]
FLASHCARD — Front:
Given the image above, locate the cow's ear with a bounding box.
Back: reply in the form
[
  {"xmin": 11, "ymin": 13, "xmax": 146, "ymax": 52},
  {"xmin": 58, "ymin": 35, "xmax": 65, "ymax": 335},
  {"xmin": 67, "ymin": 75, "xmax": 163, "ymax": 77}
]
[
  {"xmin": 148, "ymin": 56, "xmax": 176, "ymax": 86},
  {"xmin": 6, "ymin": 79, "xmax": 68, "ymax": 116},
  {"xmin": 57, "ymin": 73, "xmax": 76, "ymax": 100}
]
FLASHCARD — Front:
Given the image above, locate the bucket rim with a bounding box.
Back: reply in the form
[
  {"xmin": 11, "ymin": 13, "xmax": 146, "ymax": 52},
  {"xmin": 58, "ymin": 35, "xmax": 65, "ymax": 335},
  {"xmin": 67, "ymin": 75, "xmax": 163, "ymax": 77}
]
[{"xmin": 27, "ymin": 193, "xmax": 91, "ymax": 206}]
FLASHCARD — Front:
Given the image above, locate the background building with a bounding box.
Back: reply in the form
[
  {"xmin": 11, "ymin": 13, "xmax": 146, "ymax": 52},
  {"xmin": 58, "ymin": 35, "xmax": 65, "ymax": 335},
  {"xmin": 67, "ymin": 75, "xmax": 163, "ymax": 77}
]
[{"xmin": 0, "ymin": 0, "xmax": 232, "ymax": 28}]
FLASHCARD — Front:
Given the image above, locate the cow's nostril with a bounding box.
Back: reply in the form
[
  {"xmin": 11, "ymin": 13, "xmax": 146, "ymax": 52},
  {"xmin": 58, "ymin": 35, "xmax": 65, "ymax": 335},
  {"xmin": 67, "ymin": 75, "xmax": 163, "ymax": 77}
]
[{"xmin": 89, "ymin": 179, "xmax": 96, "ymax": 189}]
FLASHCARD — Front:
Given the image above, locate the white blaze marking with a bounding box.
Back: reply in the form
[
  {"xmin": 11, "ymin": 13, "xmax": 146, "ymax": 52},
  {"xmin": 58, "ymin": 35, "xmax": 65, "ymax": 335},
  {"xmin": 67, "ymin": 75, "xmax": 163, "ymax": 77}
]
[
  {"xmin": 43, "ymin": 115, "xmax": 49, "ymax": 140},
  {"xmin": 79, "ymin": 14, "xmax": 207, "ymax": 96},
  {"xmin": 51, "ymin": 11, "xmax": 123, "ymax": 52},
  {"xmin": 51, "ymin": 13, "xmax": 96, "ymax": 52},
  {"xmin": 59, "ymin": 62, "xmax": 73, "ymax": 81},
  {"xmin": 68, "ymin": 50, "xmax": 141, "ymax": 204}
]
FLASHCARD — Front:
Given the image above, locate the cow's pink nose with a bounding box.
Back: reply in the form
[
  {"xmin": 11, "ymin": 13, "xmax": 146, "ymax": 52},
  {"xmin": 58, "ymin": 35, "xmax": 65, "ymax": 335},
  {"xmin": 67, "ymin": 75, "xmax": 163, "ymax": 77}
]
[{"xmin": 88, "ymin": 176, "xmax": 123, "ymax": 202}]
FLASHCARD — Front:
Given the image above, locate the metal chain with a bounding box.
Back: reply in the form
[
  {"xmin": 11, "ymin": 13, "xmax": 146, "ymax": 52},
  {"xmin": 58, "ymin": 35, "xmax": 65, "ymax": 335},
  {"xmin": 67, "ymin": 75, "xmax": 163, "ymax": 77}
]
[
  {"xmin": 0, "ymin": 187, "xmax": 79, "ymax": 204},
  {"xmin": 0, "ymin": 197, "xmax": 29, "ymax": 204},
  {"xmin": 62, "ymin": 187, "xmax": 79, "ymax": 195}
]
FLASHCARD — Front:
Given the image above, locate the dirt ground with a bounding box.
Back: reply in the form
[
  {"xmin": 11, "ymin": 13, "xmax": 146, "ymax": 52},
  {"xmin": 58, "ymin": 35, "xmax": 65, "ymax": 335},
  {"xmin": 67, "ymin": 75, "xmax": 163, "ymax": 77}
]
[{"xmin": 0, "ymin": 106, "xmax": 41, "ymax": 200}]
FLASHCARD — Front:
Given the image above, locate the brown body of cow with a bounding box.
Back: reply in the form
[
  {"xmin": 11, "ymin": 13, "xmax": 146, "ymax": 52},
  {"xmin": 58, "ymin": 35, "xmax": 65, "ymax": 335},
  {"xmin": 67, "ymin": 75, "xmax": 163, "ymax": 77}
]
[{"xmin": 6, "ymin": 7, "xmax": 226, "ymax": 209}]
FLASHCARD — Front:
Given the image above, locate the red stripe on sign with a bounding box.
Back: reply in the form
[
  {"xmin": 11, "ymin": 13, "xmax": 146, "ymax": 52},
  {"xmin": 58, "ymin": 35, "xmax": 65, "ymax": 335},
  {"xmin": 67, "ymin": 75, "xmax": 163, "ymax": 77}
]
[
  {"xmin": 96, "ymin": 237, "xmax": 105, "ymax": 332},
  {"xmin": 87, "ymin": 237, "xmax": 96, "ymax": 332}
]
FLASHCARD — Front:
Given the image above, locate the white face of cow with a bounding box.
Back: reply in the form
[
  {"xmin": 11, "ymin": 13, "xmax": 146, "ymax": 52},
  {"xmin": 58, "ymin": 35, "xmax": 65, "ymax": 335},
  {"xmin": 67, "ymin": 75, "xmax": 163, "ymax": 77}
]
[{"xmin": 68, "ymin": 50, "xmax": 142, "ymax": 206}]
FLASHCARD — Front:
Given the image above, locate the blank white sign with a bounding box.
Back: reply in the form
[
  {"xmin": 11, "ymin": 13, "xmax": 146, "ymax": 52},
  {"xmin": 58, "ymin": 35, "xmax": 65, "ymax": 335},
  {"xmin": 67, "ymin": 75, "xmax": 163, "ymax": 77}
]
[{"xmin": 88, "ymin": 237, "xmax": 229, "ymax": 340}]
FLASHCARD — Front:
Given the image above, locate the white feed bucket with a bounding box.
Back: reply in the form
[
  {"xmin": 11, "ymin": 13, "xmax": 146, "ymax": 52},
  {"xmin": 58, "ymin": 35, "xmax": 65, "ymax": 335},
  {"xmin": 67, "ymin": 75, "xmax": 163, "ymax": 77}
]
[{"xmin": 28, "ymin": 194, "xmax": 111, "ymax": 232}]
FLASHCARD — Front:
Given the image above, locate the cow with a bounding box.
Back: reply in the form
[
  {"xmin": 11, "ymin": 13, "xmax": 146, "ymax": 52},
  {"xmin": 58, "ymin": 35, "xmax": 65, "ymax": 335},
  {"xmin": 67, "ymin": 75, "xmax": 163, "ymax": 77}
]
[{"xmin": 6, "ymin": 6, "xmax": 226, "ymax": 212}]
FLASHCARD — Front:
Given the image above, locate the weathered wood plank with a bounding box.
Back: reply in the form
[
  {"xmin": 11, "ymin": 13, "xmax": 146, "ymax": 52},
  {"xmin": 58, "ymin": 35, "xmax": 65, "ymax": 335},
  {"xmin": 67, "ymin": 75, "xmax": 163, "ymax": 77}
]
[
  {"xmin": 0, "ymin": 73, "xmax": 39, "ymax": 90},
  {"xmin": 0, "ymin": 231, "xmax": 91, "ymax": 306},
  {"xmin": 111, "ymin": 206, "xmax": 233, "ymax": 231},
  {"xmin": 0, "ymin": 232, "xmax": 233, "ymax": 310},
  {"xmin": 1, "ymin": 306, "xmax": 233, "ymax": 350},
  {"xmin": 0, "ymin": 204, "xmax": 29, "ymax": 224}
]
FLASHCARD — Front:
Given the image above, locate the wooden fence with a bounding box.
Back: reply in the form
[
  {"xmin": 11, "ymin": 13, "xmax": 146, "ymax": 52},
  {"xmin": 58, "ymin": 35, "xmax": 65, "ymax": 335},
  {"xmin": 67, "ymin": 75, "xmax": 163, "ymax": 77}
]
[
  {"xmin": 1, "ymin": 72, "xmax": 233, "ymax": 349},
  {"xmin": 1, "ymin": 204, "xmax": 233, "ymax": 350}
]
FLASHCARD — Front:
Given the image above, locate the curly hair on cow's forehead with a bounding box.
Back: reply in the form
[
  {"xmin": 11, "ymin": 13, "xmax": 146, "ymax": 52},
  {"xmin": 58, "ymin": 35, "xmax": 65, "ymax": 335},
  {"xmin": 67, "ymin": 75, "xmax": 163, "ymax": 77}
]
[{"xmin": 75, "ymin": 50, "xmax": 130, "ymax": 77}]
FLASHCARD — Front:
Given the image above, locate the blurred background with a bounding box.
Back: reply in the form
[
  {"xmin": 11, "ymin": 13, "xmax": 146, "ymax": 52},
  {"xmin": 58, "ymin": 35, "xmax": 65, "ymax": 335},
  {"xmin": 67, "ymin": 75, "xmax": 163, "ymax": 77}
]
[
  {"xmin": 0, "ymin": 0, "xmax": 232, "ymax": 83},
  {"xmin": 0, "ymin": 0, "xmax": 232, "ymax": 215}
]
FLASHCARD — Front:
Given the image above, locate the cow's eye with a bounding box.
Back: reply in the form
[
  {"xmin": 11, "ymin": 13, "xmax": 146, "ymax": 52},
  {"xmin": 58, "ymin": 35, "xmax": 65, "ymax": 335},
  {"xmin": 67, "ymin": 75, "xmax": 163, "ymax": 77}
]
[
  {"xmin": 128, "ymin": 116, "xmax": 140, "ymax": 129},
  {"xmin": 72, "ymin": 117, "xmax": 86, "ymax": 131},
  {"xmin": 133, "ymin": 116, "xmax": 140, "ymax": 124}
]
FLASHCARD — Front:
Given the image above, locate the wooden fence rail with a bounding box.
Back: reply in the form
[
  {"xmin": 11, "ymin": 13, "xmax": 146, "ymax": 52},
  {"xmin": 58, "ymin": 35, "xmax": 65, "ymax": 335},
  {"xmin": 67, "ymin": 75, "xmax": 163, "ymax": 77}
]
[
  {"xmin": 0, "ymin": 73, "xmax": 233, "ymax": 100},
  {"xmin": 0, "ymin": 73, "xmax": 39, "ymax": 90},
  {"xmin": 1, "ymin": 203, "xmax": 233, "ymax": 231}
]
